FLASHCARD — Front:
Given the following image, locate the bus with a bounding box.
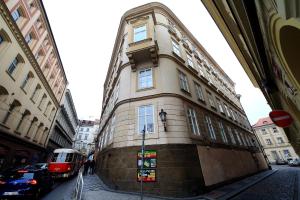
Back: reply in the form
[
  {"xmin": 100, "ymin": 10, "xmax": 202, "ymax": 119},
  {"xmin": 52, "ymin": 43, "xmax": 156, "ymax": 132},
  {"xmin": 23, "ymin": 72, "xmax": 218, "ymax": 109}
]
[{"xmin": 48, "ymin": 148, "xmax": 84, "ymax": 178}]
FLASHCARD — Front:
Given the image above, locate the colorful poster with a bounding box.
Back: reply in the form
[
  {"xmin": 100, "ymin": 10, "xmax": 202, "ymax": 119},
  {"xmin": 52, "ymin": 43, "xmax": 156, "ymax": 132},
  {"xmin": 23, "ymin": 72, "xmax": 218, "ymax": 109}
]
[
  {"xmin": 137, "ymin": 169, "xmax": 156, "ymax": 182},
  {"xmin": 137, "ymin": 158, "xmax": 156, "ymax": 168},
  {"xmin": 137, "ymin": 150, "xmax": 157, "ymax": 159}
]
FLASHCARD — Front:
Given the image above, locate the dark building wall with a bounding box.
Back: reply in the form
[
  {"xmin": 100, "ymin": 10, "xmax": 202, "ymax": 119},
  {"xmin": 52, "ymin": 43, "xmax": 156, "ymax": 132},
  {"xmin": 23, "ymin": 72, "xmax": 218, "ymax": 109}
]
[{"xmin": 96, "ymin": 144, "xmax": 205, "ymax": 197}]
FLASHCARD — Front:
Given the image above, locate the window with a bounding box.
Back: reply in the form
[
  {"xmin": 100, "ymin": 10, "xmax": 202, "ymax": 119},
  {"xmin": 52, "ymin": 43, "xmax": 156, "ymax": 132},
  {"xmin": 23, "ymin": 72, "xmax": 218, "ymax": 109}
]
[
  {"xmin": 219, "ymin": 122, "xmax": 228, "ymax": 143},
  {"xmin": 179, "ymin": 71, "xmax": 189, "ymax": 92},
  {"xmin": 195, "ymin": 83, "xmax": 204, "ymax": 101},
  {"xmin": 265, "ymin": 138, "xmax": 272, "ymax": 145},
  {"xmin": 114, "ymin": 81, "xmax": 120, "ymax": 104},
  {"xmin": 20, "ymin": 73, "xmax": 33, "ymax": 90},
  {"xmin": 230, "ymin": 109, "xmax": 236, "ymax": 120},
  {"xmin": 138, "ymin": 105, "xmax": 154, "ymax": 134},
  {"xmin": 261, "ymin": 129, "xmax": 267, "ymax": 134},
  {"xmin": 78, "ymin": 134, "xmax": 82, "ymax": 140},
  {"xmin": 12, "ymin": 9, "xmax": 21, "ymax": 22},
  {"xmin": 187, "ymin": 54, "xmax": 194, "ymax": 68},
  {"xmin": 80, "ymin": 128, "xmax": 83, "ymax": 131},
  {"xmin": 216, "ymin": 99, "xmax": 224, "ymax": 113},
  {"xmin": 187, "ymin": 108, "xmax": 200, "ymax": 135},
  {"xmin": 138, "ymin": 68, "xmax": 153, "ymax": 89},
  {"xmin": 239, "ymin": 133, "xmax": 246, "ymax": 146},
  {"xmin": 283, "ymin": 149, "xmax": 291, "ymax": 158},
  {"xmin": 7, "ymin": 57, "xmax": 19, "ymax": 75},
  {"xmin": 172, "ymin": 40, "xmax": 181, "ymax": 56},
  {"xmin": 207, "ymin": 92, "xmax": 215, "ymax": 108},
  {"xmin": 227, "ymin": 126, "xmax": 236, "ymax": 144},
  {"xmin": 224, "ymin": 104, "xmax": 231, "ymax": 117},
  {"xmin": 84, "ymin": 134, "xmax": 88, "ymax": 140},
  {"xmin": 277, "ymin": 137, "xmax": 284, "ymax": 144},
  {"xmin": 234, "ymin": 129, "xmax": 242, "ymax": 145},
  {"xmin": 133, "ymin": 25, "xmax": 147, "ymax": 42},
  {"xmin": 273, "ymin": 127, "xmax": 278, "ymax": 133},
  {"xmin": 25, "ymin": 33, "xmax": 32, "ymax": 43},
  {"xmin": 197, "ymin": 63, "xmax": 204, "ymax": 76},
  {"xmin": 109, "ymin": 115, "xmax": 116, "ymax": 141},
  {"xmin": 205, "ymin": 116, "xmax": 216, "ymax": 140},
  {"xmin": 86, "ymin": 128, "xmax": 89, "ymax": 132},
  {"xmin": 30, "ymin": 84, "xmax": 41, "ymax": 103},
  {"xmin": 0, "ymin": 35, "xmax": 3, "ymax": 45}
]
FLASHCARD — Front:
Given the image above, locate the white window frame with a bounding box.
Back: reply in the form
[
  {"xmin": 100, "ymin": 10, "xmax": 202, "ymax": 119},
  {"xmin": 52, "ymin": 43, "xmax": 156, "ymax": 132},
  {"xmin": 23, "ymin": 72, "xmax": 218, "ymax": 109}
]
[
  {"xmin": 224, "ymin": 104, "xmax": 231, "ymax": 117},
  {"xmin": 133, "ymin": 25, "xmax": 147, "ymax": 42},
  {"xmin": 207, "ymin": 92, "xmax": 215, "ymax": 108},
  {"xmin": 217, "ymin": 100, "xmax": 224, "ymax": 113},
  {"xmin": 197, "ymin": 62, "xmax": 205, "ymax": 76},
  {"xmin": 218, "ymin": 122, "xmax": 228, "ymax": 143},
  {"xmin": 187, "ymin": 54, "xmax": 194, "ymax": 68},
  {"xmin": 277, "ymin": 137, "xmax": 284, "ymax": 144},
  {"xmin": 138, "ymin": 68, "xmax": 153, "ymax": 89},
  {"xmin": 187, "ymin": 108, "xmax": 200, "ymax": 135},
  {"xmin": 265, "ymin": 138, "xmax": 272, "ymax": 145},
  {"xmin": 172, "ymin": 40, "xmax": 181, "ymax": 56},
  {"xmin": 12, "ymin": 9, "xmax": 21, "ymax": 22},
  {"xmin": 195, "ymin": 83, "xmax": 204, "ymax": 101},
  {"xmin": 179, "ymin": 71, "xmax": 189, "ymax": 92},
  {"xmin": 205, "ymin": 116, "xmax": 216, "ymax": 140},
  {"xmin": 138, "ymin": 105, "xmax": 154, "ymax": 134}
]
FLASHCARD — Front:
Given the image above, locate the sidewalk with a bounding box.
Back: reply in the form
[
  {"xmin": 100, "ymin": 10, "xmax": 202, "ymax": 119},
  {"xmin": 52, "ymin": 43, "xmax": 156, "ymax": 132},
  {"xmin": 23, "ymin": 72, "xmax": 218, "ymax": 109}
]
[{"xmin": 81, "ymin": 169, "xmax": 277, "ymax": 200}]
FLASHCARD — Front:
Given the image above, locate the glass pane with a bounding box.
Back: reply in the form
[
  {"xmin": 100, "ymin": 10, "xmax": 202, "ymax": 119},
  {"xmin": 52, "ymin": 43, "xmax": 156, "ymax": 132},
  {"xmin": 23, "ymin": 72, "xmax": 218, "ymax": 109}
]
[
  {"xmin": 146, "ymin": 105, "xmax": 153, "ymax": 115},
  {"xmin": 139, "ymin": 116, "xmax": 145, "ymax": 133},
  {"xmin": 139, "ymin": 106, "xmax": 145, "ymax": 116}
]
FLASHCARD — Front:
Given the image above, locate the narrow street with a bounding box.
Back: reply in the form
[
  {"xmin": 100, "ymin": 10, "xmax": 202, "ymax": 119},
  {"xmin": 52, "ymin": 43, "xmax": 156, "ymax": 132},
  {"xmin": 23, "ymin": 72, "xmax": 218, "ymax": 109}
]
[
  {"xmin": 42, "ymin": 177, "xmax": 77, "ymax": 200},
  {"xmin": 232, "ymin": 165, "xmax": 300, "ymax": 200}
]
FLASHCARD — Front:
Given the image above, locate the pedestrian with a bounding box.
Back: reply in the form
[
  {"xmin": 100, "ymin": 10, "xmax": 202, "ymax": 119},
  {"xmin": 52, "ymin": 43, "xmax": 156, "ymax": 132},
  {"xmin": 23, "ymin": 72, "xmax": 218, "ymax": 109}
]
[
  {"xmin": 83, "ymin": 160, "xmax": 90, "ymax": 176},
  {"xmin": 89, "ymin": 159, "xmax": 95, "ymax": 174}
]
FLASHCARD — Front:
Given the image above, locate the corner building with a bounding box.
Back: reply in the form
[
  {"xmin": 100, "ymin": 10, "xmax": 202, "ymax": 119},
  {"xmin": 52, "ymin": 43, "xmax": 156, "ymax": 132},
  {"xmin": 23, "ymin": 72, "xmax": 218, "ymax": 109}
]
[{"xmin": 96, "ymin": 3, "xmax": 268, "ymax": 197}]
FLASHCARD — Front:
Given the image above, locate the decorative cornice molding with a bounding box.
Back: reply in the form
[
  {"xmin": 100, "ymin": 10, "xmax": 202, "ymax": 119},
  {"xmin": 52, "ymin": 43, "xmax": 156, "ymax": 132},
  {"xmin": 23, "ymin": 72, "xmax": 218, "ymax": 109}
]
[{"xmin": 0, "ymin": 1, "xmax": 59, "ymax": 108}]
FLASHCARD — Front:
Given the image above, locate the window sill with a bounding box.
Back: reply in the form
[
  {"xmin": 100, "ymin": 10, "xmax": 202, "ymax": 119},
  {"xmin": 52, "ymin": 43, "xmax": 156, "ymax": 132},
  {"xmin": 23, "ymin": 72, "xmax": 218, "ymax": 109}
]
[
  {"xmin": 197, "ymin": 98, "xmax": 206, "ymax": 104},
  {"xmin": 30, "ymin": 98, "xmax": 36, "ymax": 104},
  {"xmin": 6, "ymin": 71, "xmax": 16, "ymax": 82},
  {"xmin": 137, "ymin": 86, "xmax": 154, "ymax": 92},
  {"xmin": 14, "ymin": 131, "xmax": 21, "ymax": 135},
  {"xmin": 0, "ymin": 123, "xmax": 10, "ymax": 129},
  {"xmin": 180, "ymin": 88, "xmax": 191, "ymax": 96},
  {"xmin": 172, "ymin": 51, "xmax": 185, "ymax": 63},
  {"xmin": 21, "ymin": 87, "xmax": 27, "ymax": 94},
  {"xmin": 129, "ymin": 38, "xmax": 152, "ymax": 47},
  {"xmin": 188, "ymin": 65, "xmax": 198, "ymax": 74}
]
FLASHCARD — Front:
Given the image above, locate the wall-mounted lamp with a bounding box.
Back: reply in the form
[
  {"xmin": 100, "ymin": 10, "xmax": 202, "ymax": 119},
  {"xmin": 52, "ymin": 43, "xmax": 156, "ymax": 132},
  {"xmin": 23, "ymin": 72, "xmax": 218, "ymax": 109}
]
[{"xmin": 159, "ymin": 109, "xmax": 167, "ymax": 131}]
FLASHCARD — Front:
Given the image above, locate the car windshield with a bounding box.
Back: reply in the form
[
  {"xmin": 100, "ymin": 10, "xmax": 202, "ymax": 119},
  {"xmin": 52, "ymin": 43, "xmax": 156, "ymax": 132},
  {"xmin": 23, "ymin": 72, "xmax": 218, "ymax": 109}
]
[
  {"xmin": 51, "ymin": 153, "xmax": 73, "ymax": 162},
  {"xmin": 0, "ymin": 171, "xmax": 34, "ymax": 180}
]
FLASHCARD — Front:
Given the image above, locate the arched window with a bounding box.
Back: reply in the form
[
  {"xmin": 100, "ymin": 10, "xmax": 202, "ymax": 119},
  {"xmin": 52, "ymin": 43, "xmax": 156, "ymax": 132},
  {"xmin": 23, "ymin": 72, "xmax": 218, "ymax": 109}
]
[
  {"xmin": 33, "ymin": 123, "xmax": 44, "ymax": 142},
  {"xmin": 0, "ymin": 85, "xmax": 9, "ymax": 104},
  {"xmin": 7, "ymin": 54, "xmax": 25, "ymax": 79},
  {"xmin": 42, "ymin": 63, "xmax": 50, "ymax": 77},
  {"xmin": 44, "ymin": 101, "xmax": 52, "ymax": 116},
  {"xmin": 38, "ymin": 94, "xmax": 47, "ymax": 110},
  {"xmin": 25, "ymin": 116, "xmax": 38, "ymax": 139},
  {"xmin": 2, "ymin": 99, "xmax": 22, "ymax": 125},
  {"xmin": 49, "ymin": 107, "xmax": 56, "ymax": 121},
  {"xmin": 39, "ymin": 127, "xmax": 49, "ymax": 145},
  {"xmin": 11, "ymin": 5, "xmax": 27, "ymax": 29},
  {"xmin": 15, "ymin": 109, "xmax": 31, "ymax": 134},
  {"xmin": 30, "ymin": 84, "xmax": 41, "ymax": 103},
  {"xmin": 20, "ymin": 71, "xmax": 34, "ymax": 92},
  {"xmin": 0, "ymin": 29, "xmax": 12, "ymax": 54}
]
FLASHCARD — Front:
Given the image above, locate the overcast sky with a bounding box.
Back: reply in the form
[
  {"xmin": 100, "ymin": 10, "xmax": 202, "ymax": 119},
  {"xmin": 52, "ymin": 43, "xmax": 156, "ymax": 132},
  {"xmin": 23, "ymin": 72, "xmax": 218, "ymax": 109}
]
[{"xmin": 42, "ymin": 0, "xmax": 271, "ymax": 125}]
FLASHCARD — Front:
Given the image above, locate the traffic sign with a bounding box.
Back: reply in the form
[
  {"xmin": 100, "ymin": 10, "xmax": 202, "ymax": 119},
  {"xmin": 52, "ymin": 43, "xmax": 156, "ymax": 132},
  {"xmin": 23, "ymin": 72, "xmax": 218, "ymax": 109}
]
[{"xmin": 269, "ymin": 110, "xmax": 293, "ymax": 128}]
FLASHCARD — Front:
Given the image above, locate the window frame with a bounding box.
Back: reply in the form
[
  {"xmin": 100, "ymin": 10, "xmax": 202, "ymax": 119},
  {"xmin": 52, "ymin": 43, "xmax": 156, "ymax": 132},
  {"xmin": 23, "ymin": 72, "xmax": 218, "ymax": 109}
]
[
  {"xmin": 195, "ymin": 82, "xmax": 205, "ymax": 102},
  {"xmin": 133, "ymin": 24, "xmax": 147, "ymax": 42},
  {"xmin": 172, "ymin": 39, "xmax": 181, "ymax": 56},
  {"xmin": 187, "ymin": 108, "xmax": 200, "ymax": 136},
  {"xmin": 178, "ymin": 71, "xmax": 189, "ymax": 92},
  {"xmin": 205, "ymin": 116, "xmax": 216, "ymax": 140},
  {"xmin": 218, "ymin": 122, "xmax": 228, "ymax": 143},
  {"xmin": 138, "ymin": 68, "xmax": 153, "ymax": 90},
  {"xmin": 7, "ymin": 57, "xmax": 19, "ymax": 75},
  {"xmin": 138, "ymin": 105, "xmax": 154, "ymax": 134},
  {"xmin": 186, "ymin": 53, "xmax": 194, "ymax": 68}
]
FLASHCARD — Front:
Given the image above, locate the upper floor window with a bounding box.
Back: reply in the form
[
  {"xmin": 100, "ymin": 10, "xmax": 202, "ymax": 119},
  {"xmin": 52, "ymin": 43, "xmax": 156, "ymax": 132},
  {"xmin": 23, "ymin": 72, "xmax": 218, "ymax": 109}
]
[
  {"xmin": 138, "ymin": 68, "xmax": 153, "ymax": 89},
  {"xmin": 78, "ymin": 134, "xmax": 82, "ymax": 140},
  {"xmin": 86, "ymin": 128, "xmax": 89, "ymax": 132},
  {"xmin": 261, "ymin": 128, "xmax": 267, "ymax": 134},
  {"xmin": 172, "ymin": 40, "xmax": 181, "ymax": 56},
  {"xmin": 187, "ymin": 108, "xmax": 200, "ymax": 135},
  {"xmin": 195, "ymin": 83, "xmax": 204, "ymax": 101},
  {"xmin": 224, "ymin": 104, "xmax": 231, "ymax": 117},
  {"xmin": 273, "ymin": 127, "xmax": 278, "ymax": 133},
  {"xmin": 80, "ymin": 128, "xmax": 83, "ymax": 131},
  {"xmin": 207, "ymin": 91, "xmax": 215, "ymax": 108},
  {"xmin": 20, "ymin": 72, "xmax": 34, "ymax": 91},
  {"xmin": 234, "ymin": 129, "xmax": 242, "ymax": 145},
  {"xmin": 11, "ymin": 9, "xmax": 21, "ymax": 22},
  {"xmin": 230, "ymin": 108, "xmax": 236, "ymax": 120},
  {"xmin": 283, "ymin": 149, "xmax": 291, "ymax": 158},
  {"xmin": 179, "ymin": 71, "xmax": 189, "ymax": 92},
  {"xmin": 138, "ymin": 105, "xmax": 154, "ymax": 134},
  {"xmin": 205, "ymin": 116, "xmax": 216, "ymax": 140},
  {"xmin": 187, "ymin": 54, "xmax": 194, "ymax": 68},
  {"xmin": 265, "ymin": 138, "xmax": 272, "ymax": 145},
  {"xmin": 218, "ymin": 122, "xmax": 228, "ymax": 143},
  {"xmin": 84, "ymin": 134, "xmax": 88, "ymax": 140},
  {"xmin": 7, "ymin": 57, "xmax": 19, "ymax": 75},
  {"xmin": 227, "ymin": 126, "xmax": 236, "ymax": 144},
  {"xmin": 0, "ymin": 35, "xmax": 3, "ymax": 45},
  {"xmin": 197, "ymin": 62, "xmax": 204, "ymax": 76},
  {"xmin": 133, "ymin": 25, "xmax": 147, "ymax": 42},
  {"xmin": 216, "ymin": 99, "xmax": 224, "ymax": 113},
  {"xmin": 277, "ymin": 137, "xmax": 284, "ymax": 144},
  {"xmin": 25, "ymin": 33, "xmax": 32, "ymax": 43}
]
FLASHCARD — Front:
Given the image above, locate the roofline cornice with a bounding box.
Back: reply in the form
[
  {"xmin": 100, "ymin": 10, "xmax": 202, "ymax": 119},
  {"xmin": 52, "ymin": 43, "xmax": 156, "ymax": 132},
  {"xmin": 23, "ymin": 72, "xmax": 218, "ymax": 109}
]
[{"xmin": 0, "ymin": 1, "xmax": 59, "ymax": 108}]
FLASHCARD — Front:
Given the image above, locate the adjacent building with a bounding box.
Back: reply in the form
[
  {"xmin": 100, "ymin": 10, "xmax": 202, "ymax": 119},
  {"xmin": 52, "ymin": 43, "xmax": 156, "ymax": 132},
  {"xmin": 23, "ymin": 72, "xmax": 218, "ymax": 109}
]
[
  {"xmin": 253, "ymin": 117, "xmax": 298, "ymax": 164},
  {"xmin": 0, "ymin": 0, "xmax": 67, "ymax": 170},
  {"xmin": 96, "ymin": 2, "xmax": 268, "ymax": 197},
  {"xmin": 201, "ymin": 0, "xmax": 300, "ymax": 154},
  {"xmin": 74, "ymin": 119, "xmax": 99, "ymax": 155},
  {"xmin": 47, "ymin": 89, "xmax": 79, "ymax": 151}
]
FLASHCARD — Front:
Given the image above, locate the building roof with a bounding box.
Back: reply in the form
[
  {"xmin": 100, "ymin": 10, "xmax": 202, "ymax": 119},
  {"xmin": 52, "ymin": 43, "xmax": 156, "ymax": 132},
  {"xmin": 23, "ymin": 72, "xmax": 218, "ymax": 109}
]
[{"xmin": 253, "ymin": 117, "xmax": 273, "ymax": 128}]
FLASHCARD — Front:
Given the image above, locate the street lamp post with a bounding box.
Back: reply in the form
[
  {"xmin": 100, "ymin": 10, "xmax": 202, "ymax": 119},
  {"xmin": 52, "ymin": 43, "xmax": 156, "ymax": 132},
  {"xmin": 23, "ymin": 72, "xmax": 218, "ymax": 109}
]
[{"xmin": 140, "ymin": 126, "xmax": 146, "ymax": 200}]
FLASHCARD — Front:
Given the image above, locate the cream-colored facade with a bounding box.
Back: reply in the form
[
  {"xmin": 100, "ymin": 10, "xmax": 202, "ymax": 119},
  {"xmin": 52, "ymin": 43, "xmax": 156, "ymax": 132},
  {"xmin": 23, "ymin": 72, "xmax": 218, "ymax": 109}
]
[
  {"xmin": 0, "ymin": 0, "xmax": 67, "ymax": 170},
  {"xmin": 201, "ymin": 0, "xmax": 300, "ymax": 154},
  {"xmin": 96, "ymin": 3, "xmax": 268, "ymax": 197},
  {"xmin": 253, "ymin": 117, "xmax": 298, "ymax": 164}
]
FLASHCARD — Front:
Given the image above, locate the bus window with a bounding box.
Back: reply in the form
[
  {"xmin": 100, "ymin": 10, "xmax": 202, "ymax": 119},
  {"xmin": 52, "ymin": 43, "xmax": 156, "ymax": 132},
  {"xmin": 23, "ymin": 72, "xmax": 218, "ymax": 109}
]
[{"xmin": 51, "ymin": 153, "xmax": 74, "ymax": 162}]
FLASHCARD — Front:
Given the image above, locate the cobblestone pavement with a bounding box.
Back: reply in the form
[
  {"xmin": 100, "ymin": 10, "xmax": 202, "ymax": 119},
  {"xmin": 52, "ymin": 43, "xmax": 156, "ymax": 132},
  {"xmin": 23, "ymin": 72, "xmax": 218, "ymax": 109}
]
[{"xmin": 232, "ymin": 165, "xmax": 300, "ymax": 200}]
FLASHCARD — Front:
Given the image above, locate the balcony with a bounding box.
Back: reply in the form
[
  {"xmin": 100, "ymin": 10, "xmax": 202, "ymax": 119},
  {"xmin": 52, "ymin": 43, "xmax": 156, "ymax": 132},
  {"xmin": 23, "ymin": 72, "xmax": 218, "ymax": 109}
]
[{"xmin": 126, "ymin": 37, "xmax": 159, "ymax": 71}]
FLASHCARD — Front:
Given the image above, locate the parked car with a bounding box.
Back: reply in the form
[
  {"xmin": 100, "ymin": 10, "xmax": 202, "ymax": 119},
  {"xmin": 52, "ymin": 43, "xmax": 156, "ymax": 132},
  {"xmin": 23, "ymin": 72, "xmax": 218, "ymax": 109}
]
[
  {"xmin": 288, "ymin": 158, "xmax": 300, "ymax": 167},
  {"xmin": 275, "ymin": 159, "xmax": 287, "ymax": 165},
  {"xmin": 0, "ymin": 164, "xmax": 53, "ymax": 199}
]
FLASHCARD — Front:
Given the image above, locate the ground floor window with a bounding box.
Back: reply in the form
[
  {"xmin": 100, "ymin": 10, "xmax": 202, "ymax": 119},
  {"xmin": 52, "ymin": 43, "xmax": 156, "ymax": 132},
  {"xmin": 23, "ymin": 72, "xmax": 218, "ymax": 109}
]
[{"xmin": 138, "ymin": 105, "xmax": 154, "ymax": 134}]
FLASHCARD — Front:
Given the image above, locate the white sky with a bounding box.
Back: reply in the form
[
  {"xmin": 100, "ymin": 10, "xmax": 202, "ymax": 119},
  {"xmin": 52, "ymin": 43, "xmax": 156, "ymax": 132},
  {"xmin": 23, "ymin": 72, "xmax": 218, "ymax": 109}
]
[{"xmin": 42, "ymin": 0, "xmax": 271, "ymax": 125}]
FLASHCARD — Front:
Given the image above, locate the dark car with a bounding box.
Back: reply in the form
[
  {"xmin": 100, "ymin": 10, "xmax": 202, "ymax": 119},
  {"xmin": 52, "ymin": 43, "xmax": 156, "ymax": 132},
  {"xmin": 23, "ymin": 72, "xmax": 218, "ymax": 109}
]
[{"xmin": 0, "ymin": 164, "xmax": 53, "ymax": 199}]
